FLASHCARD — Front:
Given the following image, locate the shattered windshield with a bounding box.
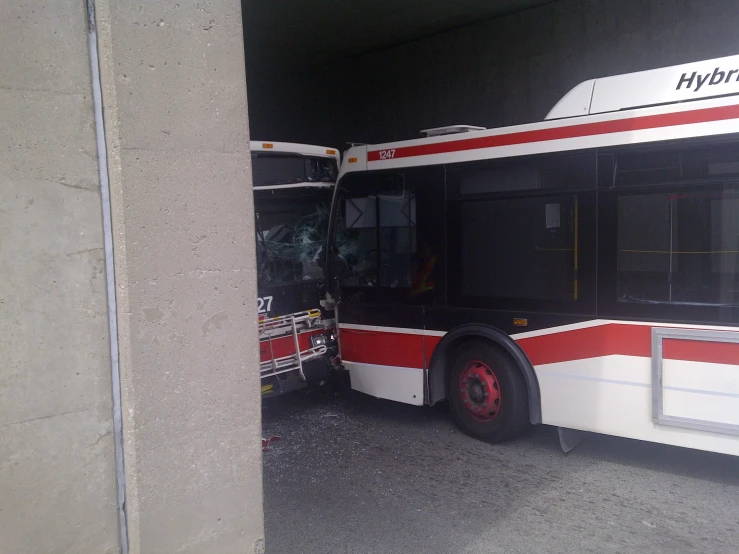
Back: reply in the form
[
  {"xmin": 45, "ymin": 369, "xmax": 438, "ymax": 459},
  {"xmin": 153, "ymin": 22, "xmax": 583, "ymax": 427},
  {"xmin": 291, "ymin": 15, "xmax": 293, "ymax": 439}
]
[{"xmin": 255, "ymin": 187, "xmax": 334, "ymax": 286}]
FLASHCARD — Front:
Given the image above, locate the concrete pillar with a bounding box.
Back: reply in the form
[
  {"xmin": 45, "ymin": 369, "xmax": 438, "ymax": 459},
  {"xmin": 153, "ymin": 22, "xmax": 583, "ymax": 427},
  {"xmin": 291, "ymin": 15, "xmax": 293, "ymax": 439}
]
[
  {"xmin": 1, "ymin": 0, "xmax": 263, "ymax": 552},
  {"xmin": 93, "ymin": 0, "xmax": 264, "ymax": 553},
  {"xmin": 0, "ymin": 1, "xmax": 120, "ymax": 552}
]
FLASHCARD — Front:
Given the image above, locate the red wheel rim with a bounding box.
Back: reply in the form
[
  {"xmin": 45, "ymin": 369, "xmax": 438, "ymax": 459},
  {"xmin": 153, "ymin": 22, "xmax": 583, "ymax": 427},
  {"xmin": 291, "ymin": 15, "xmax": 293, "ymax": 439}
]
[{"xmin": 458, "ymin": 360, "xmax": 501, "ymax": 422}]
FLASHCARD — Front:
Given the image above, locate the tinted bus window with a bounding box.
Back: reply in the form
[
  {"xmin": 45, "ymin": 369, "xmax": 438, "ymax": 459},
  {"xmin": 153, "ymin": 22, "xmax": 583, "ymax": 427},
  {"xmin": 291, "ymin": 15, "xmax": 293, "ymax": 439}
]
[
  {"xmin": 617, "ymin": 186, "xmax": 739, "ymax": 307},
  {"xmin": 252, "ymin": 154, "xmax": 338, "ymax": 186},
  {"xmin": 447, "ymin": 152, "xmax": 596, "ymax": 309},
  {"xmin": 460, "ymin": 195, "xmax": 578, "ymax": 301},
  {"xmin": 603, "ymin": 140, "xmax": 739, "ymax": 188},
  {"xmin": 457, "ymin": 152, "xmax": 595, "ymax": 196}
]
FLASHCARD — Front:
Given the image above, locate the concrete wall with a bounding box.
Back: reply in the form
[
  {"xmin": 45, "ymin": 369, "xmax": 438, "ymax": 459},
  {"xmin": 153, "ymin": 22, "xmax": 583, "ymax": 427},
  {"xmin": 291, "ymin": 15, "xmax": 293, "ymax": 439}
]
[
  {"xmin": 94, "ymin": 1, "xmax": 265, "ymax": 552},
  {"xmin": 247, "ymin": 0, "xmax": 739, "ymax": 147},
  {"xmin": 1, "ymin": 1, "xmax": 263, "ymax": 553},
  {"xmin": 0, "ymin": 2, "xmax": 120, "ymax": 552}
]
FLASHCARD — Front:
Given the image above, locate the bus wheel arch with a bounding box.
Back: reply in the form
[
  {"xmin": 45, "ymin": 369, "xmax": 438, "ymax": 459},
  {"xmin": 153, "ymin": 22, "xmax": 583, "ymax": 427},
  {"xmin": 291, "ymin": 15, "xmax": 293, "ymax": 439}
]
[{"xmin": 427, "ymin": 324, "xmax": 542, "ymax": 425}]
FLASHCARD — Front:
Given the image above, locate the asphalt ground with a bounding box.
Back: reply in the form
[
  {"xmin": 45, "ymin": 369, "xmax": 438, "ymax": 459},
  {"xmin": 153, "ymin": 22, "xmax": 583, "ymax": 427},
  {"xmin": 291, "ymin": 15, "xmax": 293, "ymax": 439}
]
[{"xmin": 262, "ymin": 377, "xmax": 739, "ymax": 553}]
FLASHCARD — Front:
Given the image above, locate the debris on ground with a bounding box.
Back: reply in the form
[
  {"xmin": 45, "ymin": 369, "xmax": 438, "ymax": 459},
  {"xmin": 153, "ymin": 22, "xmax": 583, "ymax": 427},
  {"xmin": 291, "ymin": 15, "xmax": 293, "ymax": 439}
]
[{"xmin": 262, "ymin": 436, "xmax": 281, "ymax": 452}]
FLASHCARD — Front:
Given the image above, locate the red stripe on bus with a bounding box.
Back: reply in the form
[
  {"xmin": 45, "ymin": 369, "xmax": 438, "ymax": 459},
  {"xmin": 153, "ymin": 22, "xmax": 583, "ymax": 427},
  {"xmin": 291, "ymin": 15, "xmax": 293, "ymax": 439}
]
[
  {"xmin": 515, "ymin": 324, "xmax": 651, "ymax": 365},
  {"xmin": 367, "ymin": 104, "xmax": 739, "ymax": 162},
  {"xmin": 663, "ymin": 338, "xmax": 739, "ymax": 366},
  {"xmin": 426, "ymin": 335, "xmax": 443, "ymax": 358},
  {"xmin": 260, "ymin": 329, "xmax": 325, "ymax": 362},
  {"xmin": 339, "ymin": 328, "xmax": 425, "ymax": 368},
  {"xmin": 341, "ymin": 324, "xmax": 739, "ymax": 369}
]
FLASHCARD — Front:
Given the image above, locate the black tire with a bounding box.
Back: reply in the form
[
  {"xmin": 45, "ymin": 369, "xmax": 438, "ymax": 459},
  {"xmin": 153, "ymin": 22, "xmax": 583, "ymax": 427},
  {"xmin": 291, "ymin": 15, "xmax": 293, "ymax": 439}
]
[{"xmin": 447, "ymin": 340, "xmax": 529, "ymax": 442}]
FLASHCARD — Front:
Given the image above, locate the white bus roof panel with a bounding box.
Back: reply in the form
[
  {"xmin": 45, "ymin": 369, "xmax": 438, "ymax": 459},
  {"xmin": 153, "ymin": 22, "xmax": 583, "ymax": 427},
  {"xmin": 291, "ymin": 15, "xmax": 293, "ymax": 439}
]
[
  {"xmin": 250, "ymin": 140, "xmax": 340, "ymax": 162},
  {"xmin": 340, "ymin": 95, "xmax": 739, "ymax": 175},
  {"xmin": 591, "ymin": 55, "xmax": 739, "ymax": 115},
  {"xmin": 545, "ymin": 80, "xmax": 595, "ymax": 120},
  {"xmin": 547, "ymin": 55, "xmax": 739, "ymax": 119},
  {"xmin": 339, "ymin": 55, "xmax": 739, "ymax": 178}
]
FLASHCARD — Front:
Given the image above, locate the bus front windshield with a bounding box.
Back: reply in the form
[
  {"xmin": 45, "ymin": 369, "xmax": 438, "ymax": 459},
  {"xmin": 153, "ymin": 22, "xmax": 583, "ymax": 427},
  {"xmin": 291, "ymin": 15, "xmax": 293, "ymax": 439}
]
[{"xmin": 254, "ymin": 186, "xmax": 334, "ymax": 287}]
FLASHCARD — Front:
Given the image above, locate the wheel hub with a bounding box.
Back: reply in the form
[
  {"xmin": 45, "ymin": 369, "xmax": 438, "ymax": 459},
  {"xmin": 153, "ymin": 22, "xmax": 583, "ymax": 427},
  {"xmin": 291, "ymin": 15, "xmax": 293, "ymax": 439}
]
[{"xmin": 459, "ymin": 360, "xmax": 501, "ymax": 422}]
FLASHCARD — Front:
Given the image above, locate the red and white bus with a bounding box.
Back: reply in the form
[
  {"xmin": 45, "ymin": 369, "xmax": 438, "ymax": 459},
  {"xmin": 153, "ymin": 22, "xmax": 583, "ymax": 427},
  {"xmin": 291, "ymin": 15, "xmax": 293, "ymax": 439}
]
[
  {"xmin": 326, "ymin": 55, "xmax": 739, "ymax": 456},
  {"xmin": 252, "ymin": 141, "xmax": 340, "ymax": 398}
]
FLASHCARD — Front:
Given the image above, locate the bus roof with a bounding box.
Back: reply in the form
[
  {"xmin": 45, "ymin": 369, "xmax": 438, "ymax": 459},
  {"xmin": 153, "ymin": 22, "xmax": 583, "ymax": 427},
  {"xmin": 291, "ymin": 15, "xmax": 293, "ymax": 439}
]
[
  {"xmin": 547, "ymin": 54, "xmax": 739, "ymax": 120},
  {"xmin": 250, "ymin": 140, "xmax": 340, "ymax": 163},
  {"xmin": 339, "ymin": 55, "xmax": 739, "ymax": 176}
]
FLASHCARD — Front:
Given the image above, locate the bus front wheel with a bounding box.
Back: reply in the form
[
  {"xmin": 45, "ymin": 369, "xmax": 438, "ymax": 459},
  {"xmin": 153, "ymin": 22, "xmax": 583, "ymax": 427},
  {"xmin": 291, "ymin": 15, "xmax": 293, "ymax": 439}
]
[{"xmin": 447, "ymin": 341, "xmax": 529, "ymax": 443}]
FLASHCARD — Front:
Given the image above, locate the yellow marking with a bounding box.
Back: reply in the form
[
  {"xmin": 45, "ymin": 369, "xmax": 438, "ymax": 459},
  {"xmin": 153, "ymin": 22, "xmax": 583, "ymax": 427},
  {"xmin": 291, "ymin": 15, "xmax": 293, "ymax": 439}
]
[{"xmin": 261, "ymin": 384, "xmax": 273, "ymax": 394}]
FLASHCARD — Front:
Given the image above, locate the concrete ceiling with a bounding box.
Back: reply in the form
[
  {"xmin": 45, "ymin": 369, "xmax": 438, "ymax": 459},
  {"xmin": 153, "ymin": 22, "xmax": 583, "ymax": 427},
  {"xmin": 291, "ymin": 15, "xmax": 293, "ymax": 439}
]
[{"xmin": 243, "ymin": 0, "xmax": 555, "ymax": 67}]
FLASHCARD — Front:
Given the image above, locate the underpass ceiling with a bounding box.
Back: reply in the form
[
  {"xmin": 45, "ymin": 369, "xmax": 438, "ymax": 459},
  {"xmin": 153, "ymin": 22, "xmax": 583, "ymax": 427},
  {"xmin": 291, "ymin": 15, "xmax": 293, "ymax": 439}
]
[{"xmin": 243, "ymin": 0, "xmax": 555, "ymax": 67}]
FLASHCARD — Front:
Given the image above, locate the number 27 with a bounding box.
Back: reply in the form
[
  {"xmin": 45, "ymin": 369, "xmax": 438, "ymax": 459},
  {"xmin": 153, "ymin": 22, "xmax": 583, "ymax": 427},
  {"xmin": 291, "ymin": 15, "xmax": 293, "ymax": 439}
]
[{"xmin": 257, "ymin": 296, "xmax": 273, "ymax": 314}]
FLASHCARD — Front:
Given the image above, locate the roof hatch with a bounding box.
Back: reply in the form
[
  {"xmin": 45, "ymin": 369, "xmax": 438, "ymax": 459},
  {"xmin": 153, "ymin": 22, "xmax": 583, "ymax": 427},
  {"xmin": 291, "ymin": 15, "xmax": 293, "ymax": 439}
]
[{"xmin": 421, "ymin": 125, "xmax": 486, "ymax": 137}]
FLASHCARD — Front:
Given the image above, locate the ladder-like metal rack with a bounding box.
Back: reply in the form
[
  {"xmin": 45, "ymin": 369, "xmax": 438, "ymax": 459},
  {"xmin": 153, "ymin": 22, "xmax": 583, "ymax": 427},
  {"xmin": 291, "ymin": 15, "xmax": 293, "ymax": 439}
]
[{"xmin": 259, "ymin": 309, "xmax": 327, "ymax": 381}]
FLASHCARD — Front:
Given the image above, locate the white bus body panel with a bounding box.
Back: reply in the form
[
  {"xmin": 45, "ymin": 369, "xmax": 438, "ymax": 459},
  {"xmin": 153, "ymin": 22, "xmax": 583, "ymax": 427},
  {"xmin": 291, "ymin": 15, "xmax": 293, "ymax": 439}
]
[
  {"xmin": 344, "ymin": 361, "xmax": 424, "ymax": 406},
  {"xmin": 537, "ymin": 356, "xmax": 739, "ymax": 457},
  {"xmin": 339, "ymin": 320, "xmax": 739, "ymax": 456},
  {"xmin": 519, "ymin": 321, "xmax": 739, "ymax": 456}
]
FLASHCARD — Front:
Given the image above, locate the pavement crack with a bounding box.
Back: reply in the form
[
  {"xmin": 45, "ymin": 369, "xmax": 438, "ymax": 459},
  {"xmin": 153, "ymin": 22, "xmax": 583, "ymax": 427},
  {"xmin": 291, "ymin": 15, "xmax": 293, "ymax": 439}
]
[
  {"xmin": 1, "ymin": 408, "xmax": 90, "ymax": 428},
  {"xmin": 64, "ymin": 247, "xmax": 104, "ymax": 257},
  {"xmin": 89, "ymin": 430, "xmax": 113, "ymax": 448},
  {"xmin": 54, "ymin": 180, "xmax": 99, "ymax": 193},
  {"xmin": 0, "ymin": 84, "xmax": 82, "ymax": 96}
]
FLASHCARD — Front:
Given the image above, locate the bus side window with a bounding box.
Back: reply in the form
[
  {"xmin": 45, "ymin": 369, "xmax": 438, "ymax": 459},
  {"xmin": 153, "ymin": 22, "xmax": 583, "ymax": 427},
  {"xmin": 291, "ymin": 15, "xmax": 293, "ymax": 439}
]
[
  {"xmin": 457, "ymin": 195, "xmax": 578, "ymax": 301},
  {"xmin": 616, "ymin": 187, "xmax": 739, "ymax": 309},
  {"xmin": 446, "ymin": 152, "xmax": 596, "ymax": 310},
  {"xmin": 600, "ymin": 139, "xmax": 739, "ymax": 322}
]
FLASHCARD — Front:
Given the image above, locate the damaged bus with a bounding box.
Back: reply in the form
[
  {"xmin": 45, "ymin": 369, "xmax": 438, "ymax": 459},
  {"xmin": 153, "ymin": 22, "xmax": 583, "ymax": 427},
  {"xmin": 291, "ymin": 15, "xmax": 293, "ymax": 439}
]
[
  {"xmin": 252, "ymin": 141, "xmax": 340, "ymax": 398},
  {"xmin": 327, "ymin": 55, "xmax": 739, "ymax": 456}
]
